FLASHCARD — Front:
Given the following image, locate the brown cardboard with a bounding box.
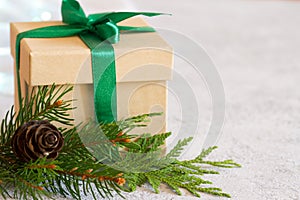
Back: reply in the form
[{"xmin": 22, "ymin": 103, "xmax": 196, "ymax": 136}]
[{"xmin": 10, "ymin": 17, "xmax": 173, "ymax": 134}]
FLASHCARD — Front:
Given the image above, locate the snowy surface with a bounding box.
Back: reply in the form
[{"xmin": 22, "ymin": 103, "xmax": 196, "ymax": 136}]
[{"xmin": 1, "ymin": 0, "xmax": 300, "ymax": 199}]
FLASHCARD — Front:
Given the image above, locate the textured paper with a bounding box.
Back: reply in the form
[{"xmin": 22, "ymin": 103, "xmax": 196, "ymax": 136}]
[
  {"xmin": 10, "ymin": 18, "xmax": 173, "ymax": 85},
  {"xmin": 10, "ymin": 17, "xmax": 173, "ymax": 134}
]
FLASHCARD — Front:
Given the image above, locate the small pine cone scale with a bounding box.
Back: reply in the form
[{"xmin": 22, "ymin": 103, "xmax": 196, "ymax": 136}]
[{"xmin": 11, "ymin": 120, "xmax": 64, "ymax": 162}]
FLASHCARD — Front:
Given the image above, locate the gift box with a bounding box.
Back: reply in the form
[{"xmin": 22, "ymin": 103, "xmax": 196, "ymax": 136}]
[{"xmin": 10, "ymin": 17, "xmax": 173, "ymax": 134}]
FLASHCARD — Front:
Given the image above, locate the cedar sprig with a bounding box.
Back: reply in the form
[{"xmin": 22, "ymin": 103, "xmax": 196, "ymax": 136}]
[
  {"xmin": 132, "ymin": 132, "xmax": 172, "ymax": 153},
  {"xmin": 124, "ymin": 145, "xmax": 241, "ymax": 198},
  {"xmin": 76, "ymin": 120, "xmax": 174, "ymax": 173},
  {"xmin": 0, "ymin": 84, "xmax": 240, "ymax": 200},
  {"xmin": 122, "ymin": 136, "xmax": 240, "ymax": 198},
  {"xmin": 166, "ymin": 137, "xmax": 193, "ymax": 159}
]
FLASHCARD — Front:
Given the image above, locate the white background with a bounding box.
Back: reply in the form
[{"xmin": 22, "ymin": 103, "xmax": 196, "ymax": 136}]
[{"xmin": 0, "ymin": 0, "xmax": 300, "ymax": 199}]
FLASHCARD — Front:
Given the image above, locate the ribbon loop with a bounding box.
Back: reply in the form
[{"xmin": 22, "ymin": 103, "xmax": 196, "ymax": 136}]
[
  {"xmin": 94, "ymin": 21, "xmax": 120, "ymax": 43},
  {"xmin": 62, "ymin": 0, "xmax": 88, "ymax": 25}
]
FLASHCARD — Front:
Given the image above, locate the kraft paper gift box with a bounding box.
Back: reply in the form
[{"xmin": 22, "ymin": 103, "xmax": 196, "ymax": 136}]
[{"xmin": 10, "ymin": 17, "xmax": 173, "ymax": 134}]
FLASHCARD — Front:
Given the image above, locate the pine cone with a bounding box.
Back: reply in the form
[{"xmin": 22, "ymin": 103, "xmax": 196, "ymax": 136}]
[{"xmin": 11, "ymin": 120, "xmax": 64, "ymax": 162}]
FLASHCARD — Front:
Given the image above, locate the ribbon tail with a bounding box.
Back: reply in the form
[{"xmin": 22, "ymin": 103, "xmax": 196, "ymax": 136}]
[
  {"xmin": 118, "ymin": 26, "xmax": 156, "ymax": 32},
  {"xmin": 80, "ymin": 33, "xmax": 117, "ymax": 123},
  {"xmin": 89, "ymin": 12, "xmax": 166, "ymax": 26},
  {"xmin": 108, "ymin": 12, "xmax": 166, "ymax": 23}
]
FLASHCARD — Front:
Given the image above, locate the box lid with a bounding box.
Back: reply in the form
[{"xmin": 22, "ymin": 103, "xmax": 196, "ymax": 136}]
[{"xmin": 10, "ymin": 18, "xmax": 173, "ymax": 86}]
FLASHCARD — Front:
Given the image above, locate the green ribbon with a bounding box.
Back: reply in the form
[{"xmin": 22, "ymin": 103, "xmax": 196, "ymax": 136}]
[{"xmin": 15, "ymin": 0, "xmax": 163, "ymax": 123}]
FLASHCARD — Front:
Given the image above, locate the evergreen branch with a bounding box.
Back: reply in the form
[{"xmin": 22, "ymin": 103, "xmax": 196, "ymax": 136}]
[
  {"xmin": 119, "ymin": 112, "xmax": 162, "ymax": 134},
  {"xmin": 166, "ymin": 137, "xmax": 193, "ymax": 158},
  {"xmin": 198, "ymin": 160, "xmax": 242, "ymax": 168},
  {"xmin": 197, "ymin": 146, "xmax": 218, "ymax": 160},
  {"xmin": 13, "ymin": 173, "xmax": 52, "ymax": 200},
  {"xmin": 0, "ymin": 84, "xmax": 73, "ymax": 148},
  {"xmin": 0, "ymin": 106, "xmax": 17, "ymax": 146},
  {"xmin": 184, "ymin": 146, "xmax": 241, "ymax": 168},
  {"xmin": 133, "ymin": 132, "xmax": 171, "ymax": 153},
  {"xmin": 27, "ymin": 84, "xmax": 74, "ymax": 125},
  {"xmin": 0, "ymin": 83, "xmax": 241, "ymax": 199},
  {"xmin": 0, "ymin": 168, "xmax": 13, "ymax": 199},
  {"xmin": 124, "ymin": 145, "xmax": 240, "ymax": 198}
]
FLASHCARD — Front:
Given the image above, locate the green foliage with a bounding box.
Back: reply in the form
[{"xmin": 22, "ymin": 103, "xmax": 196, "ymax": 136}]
[
  {"xmin": 0, "ymin": 84, "xmax": 74, "ymax": 199},
  {"xmin": 0, "ymin": 84, "xmax": 240, "ymax": 200},
  {"xmin": 133, "ymin": 132, "xmax": 171, "ymax": 153},
  {"xmin": 124, "ymin": 145, "xmax": 240, "ymax": 198},
  {"xmin": 166, "ymin": 137, "xmax": 193, "ymax": 158}
]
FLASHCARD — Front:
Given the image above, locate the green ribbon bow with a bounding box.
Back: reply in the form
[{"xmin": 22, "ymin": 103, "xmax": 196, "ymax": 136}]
[{"xmin": 15, "ymin": 0, "xmax": 163, "ymax": 123}]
